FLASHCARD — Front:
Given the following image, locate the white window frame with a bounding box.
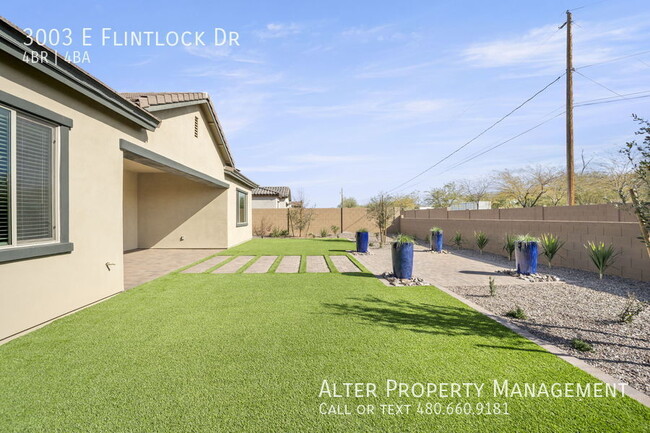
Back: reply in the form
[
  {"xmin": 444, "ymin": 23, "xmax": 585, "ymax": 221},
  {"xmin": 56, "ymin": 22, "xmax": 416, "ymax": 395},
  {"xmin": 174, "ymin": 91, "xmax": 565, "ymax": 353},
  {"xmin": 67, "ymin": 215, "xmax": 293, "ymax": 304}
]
[{"xmin": 0, "ymin": 104, "xmax": 60, "ymax": 250}]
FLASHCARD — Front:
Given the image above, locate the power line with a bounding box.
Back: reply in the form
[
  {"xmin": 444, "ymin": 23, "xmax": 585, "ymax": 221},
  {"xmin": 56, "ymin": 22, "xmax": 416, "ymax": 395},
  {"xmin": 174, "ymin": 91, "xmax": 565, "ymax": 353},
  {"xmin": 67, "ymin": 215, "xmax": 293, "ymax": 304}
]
[
  {"xmin": 436, "ymin": 113, "xmax": 565, "ymax": 177},
  {"xmin": 386, "ymin": 74, "xmax": 565, "ymax": 193},
  {"xmin": 575, "ymin": 93, "xmax": 650, "ymax": 107},
  {"xmin": 395, "ymin": 91, "xmax": 650, "ymax": 195},
  {"xmin": 569, "ymin": 0, "xmax": 611, "ymax": 11},
  {"xmin": 576, "ymin": 49, "xmax": 650, "ymax": 69},
  {"xmin": 574, "ymin": 70, "xmax": 625, "ymax": 98}
]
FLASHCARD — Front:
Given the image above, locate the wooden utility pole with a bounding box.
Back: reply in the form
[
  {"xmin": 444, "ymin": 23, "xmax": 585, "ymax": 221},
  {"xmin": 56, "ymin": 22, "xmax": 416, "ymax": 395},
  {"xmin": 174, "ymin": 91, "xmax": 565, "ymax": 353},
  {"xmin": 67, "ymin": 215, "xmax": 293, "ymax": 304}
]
[{"xmin": 562, "ymin": 10, "xmax": 576, "ymax": 205}]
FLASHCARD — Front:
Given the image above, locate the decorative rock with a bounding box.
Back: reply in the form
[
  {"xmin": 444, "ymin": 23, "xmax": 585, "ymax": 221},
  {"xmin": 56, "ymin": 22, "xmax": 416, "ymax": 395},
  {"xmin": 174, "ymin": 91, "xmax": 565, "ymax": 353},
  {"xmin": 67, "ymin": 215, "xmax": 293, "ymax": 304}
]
[
  {"xmin": 495, "ymin": 269, "xmax": 561, "ymax": 282},
  {"xmin": 381, "ymin": 272, "xmax": 429, "ymax": 286}
]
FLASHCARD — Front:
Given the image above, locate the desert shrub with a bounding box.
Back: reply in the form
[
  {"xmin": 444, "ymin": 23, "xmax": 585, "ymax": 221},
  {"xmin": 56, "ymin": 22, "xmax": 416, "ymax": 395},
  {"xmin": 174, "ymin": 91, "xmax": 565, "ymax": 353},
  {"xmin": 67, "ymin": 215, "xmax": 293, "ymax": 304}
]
[
  {"xmin": 453, "ymin": 231, "xmax": 463, "ymax": 248},
  {"xmin": 489, "ymin": 277, "xmax": 497, "ymax": 297},
  {"xmin": 619, "ymin": 292, "xmax": 647, "ymax": 323},
  {"xmin": 474, "ymin": 231, "xmax": 489, "ymax": 254},
  {"xmin": 503, "ymin": 234, "xmax": 516, "ymax": 261},
  {"xmin": 330, "ymin": 225, "xmax": 340, "ymax": 238},
  {"xmin": 571, "ymin": 338, "xmax": 593, "ymax": 352},
  {"xmin": 319, "ymin": 228, "xmax": 329, "ymax": 238},
  {"xmin": 584, "ymin": 241, "xmax": 619, "ymax": 279},
  {"xmin": 505, "ymin": 306, "xmax": 527, "ymax": 320},
  {"xmin": 540, "ymin": 233, "xmax": 565, "ymax": 268},
  {"xmin": 253, "ymin": 217, "xmax": 273, "ymax": 238}
]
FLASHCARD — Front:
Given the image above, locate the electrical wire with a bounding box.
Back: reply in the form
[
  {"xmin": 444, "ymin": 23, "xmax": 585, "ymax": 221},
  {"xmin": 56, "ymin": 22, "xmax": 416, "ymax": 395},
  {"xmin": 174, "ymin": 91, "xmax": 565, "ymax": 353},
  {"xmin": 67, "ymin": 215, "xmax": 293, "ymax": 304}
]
[
  {"xmin": 386, "ymin": 74, "xmax": 565, "ymax": 193},
  {"xmin": 393, "ymin": 90, "xmax": 650, "ymax": 195},
  {"xmin": 574, "ymin": 70, "xmax": 625, "ymax": 97},
  {"xmin": 576, "ymin": 50, "xmax": 650, "ymax": 69}
]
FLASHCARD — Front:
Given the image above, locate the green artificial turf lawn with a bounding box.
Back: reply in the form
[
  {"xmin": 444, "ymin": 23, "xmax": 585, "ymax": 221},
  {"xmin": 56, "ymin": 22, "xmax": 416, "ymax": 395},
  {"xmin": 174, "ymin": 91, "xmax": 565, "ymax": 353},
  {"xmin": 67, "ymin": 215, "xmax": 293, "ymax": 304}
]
[{"xmin": 0, "ymin": 240, "xmax": 648, "ymax": 432}]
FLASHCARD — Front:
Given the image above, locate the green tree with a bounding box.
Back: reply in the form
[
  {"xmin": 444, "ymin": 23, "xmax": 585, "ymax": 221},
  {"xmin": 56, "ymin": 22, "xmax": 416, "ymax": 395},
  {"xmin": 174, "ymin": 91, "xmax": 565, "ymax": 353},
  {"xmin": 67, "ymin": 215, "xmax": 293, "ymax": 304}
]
[
  {"xmin": 619, "ymin": 114, "xmax": 650, "ymax": 258},
  {"xmin": 424, "ymin": 182, "xmax": 462, "ymax": 208},
  {"xmin": 393, "ymin": 193, "xmax": 420, "ymax": 211},
  {"xmin": 366, "ymin": 193, "xmax": 396, "ymax": 247},
  {"xmin": 338, "ymin": 197, "xmax": 359, "ymax": 208}
]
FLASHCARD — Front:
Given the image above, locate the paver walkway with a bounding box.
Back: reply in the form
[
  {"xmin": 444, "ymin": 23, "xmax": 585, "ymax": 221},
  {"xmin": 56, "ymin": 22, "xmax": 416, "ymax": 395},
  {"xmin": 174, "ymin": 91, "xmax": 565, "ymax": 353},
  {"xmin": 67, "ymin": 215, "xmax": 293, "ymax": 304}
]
[
  {"xmin": 330, "ymin": 255, "xmax": 361, "ymax": 273},
  {"xmin": 124, "ymin": 249, "xmax": 222, "ymax": 289},
  {"xmin": 306, "ymin": 256, "xmax": 329, "ymax": 273},
  {"xmin": 245, "ymin": 256, "xmax": 277, "ymax": 273},
  {"xmin": 354, "ymin": 244, "xmax": 534, "ymax": 287},
  {"xmin": 276, "ymin": 256, "xmax": 301, "ymax": 273},
  {"xmin": 213, "ymin": 256, "xmax": 254, "ymax": 274},
  {"xmin": 182, "ymin": 255, "xmax": 229, "ymax": 273}
]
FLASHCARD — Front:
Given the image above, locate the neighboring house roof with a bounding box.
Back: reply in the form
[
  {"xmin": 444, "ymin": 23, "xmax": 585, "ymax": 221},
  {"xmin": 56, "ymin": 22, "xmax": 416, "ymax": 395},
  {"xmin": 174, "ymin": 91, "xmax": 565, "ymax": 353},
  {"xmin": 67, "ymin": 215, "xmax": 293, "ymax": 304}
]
[
  {"xmin": 0, "ymin": 17, "xmax": 159, "ymax": 131},
  {"xmin": 225, "ymin": 166, "xmax": 258, "ymax": 189},
  {"xmin": 252, "ymin": 186, "xmax": 291, "ymax": 200},
  {"xmin": 121, "ymin": 92, "xmax": 236, "ymax": 168}
]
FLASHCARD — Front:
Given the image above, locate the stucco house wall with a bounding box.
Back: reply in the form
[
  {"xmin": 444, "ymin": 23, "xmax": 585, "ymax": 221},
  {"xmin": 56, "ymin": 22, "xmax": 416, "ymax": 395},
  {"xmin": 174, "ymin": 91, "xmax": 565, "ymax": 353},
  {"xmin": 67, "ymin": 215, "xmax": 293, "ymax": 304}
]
[
  {"xmin": 0, "ymin": 51, "xmax": 145, "ymax": 340},
  {"xmin": 0, "ymin": 20, "xmax": 255, "ymax": 341},
  {"xmin": 252, "ymin": 196, "xmax": 281, "ymax": 209}
]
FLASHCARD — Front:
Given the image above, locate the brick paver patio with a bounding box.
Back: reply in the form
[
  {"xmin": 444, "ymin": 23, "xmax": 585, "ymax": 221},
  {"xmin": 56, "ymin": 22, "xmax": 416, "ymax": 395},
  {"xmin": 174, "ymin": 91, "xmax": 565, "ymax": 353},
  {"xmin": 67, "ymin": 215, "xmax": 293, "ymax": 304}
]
[
  {"xmin": 124, "ymin": 249, "xmax": 222, "ymax": 289},
  {"xmin": 354, "ymin": 244, "xmax": 534, "ymax": 287}
]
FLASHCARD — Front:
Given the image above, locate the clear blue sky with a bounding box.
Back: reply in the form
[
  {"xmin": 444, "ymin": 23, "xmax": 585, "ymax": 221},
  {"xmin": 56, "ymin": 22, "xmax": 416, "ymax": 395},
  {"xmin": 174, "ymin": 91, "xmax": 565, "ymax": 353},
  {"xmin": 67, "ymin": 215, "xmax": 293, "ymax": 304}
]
[{"xmin": 4, "ymin": 0, "xmax": 650, "ymax": 206}]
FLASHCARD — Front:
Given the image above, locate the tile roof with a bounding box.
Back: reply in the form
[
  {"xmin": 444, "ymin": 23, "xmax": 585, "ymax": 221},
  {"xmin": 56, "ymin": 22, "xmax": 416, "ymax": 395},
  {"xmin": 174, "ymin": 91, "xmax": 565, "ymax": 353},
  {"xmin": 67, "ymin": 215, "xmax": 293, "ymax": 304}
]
[
  {"xmin": 120, "ymin": 92, "xmax": 209, "ymax": 109},
  {"xmin": 252, "ymin": 186, "xmax": 291, "ymax": 199},
  {"xmin": 121, "ymin": 92, "xmax": 236, "ymax": 169}
]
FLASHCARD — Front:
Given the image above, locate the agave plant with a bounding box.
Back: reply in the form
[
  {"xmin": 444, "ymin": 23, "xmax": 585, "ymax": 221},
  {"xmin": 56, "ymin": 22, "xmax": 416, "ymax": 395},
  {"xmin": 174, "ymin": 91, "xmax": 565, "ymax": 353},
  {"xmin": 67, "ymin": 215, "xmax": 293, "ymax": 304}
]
[
  {"xmin": 474, "ymin": 231, "xmax": 489, "ymax": 254},
  {"xmin": 453, "ymin": 231, "xmax": 463, "ymax": 248},
  {"xmin": 503, "ymin": 234, "xmax": 516, "ymax": 261},
  {"xmin": 393, "ymin": 233, "xmax": 414, "ymax": 245},
  {"xmin": 540, "ymin": 233, "xmax": 565, "ymax": 268},
  {"xmin": 585, "ymin": 241, "xmax": 619, "ymax": 279}
]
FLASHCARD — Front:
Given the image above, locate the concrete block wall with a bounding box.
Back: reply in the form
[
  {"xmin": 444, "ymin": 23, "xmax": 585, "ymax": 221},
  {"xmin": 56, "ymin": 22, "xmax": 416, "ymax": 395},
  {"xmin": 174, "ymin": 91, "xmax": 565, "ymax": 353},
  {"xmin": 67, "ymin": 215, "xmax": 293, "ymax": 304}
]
[
  {"xmin": 252, "ymin": 208, "xmax": 388, "ymax": 235},
  {"xmin": 399, "ymin": 204, "xmax": 649, "ymax": 282}
]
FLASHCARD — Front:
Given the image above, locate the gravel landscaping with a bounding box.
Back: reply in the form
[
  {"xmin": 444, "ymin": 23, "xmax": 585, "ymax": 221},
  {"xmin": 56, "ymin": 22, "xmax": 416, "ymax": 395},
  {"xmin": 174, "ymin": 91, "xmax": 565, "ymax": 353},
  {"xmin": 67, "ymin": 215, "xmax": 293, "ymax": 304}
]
[{"xmin": 445, "ymin": 247, "xmax": 650, "ymax": 395}]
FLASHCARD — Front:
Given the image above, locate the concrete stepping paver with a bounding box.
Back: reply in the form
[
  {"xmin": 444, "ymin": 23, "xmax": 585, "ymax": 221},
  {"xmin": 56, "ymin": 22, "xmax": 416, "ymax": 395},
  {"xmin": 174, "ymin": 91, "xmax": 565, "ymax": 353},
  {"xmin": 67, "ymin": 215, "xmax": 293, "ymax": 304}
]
[
  {"xmin": 182, "ymin": 255, "xmax": 229, "ymax": 273},
  {"xmin": 276, "ymin": 256, "xmax": 301, "ymax": 273},
  {"xmin": 306, "ymin": 256, "xmax": 330, "ymax": 273},
  {"xmin": 330, "ymin": 255, "xmax": 361, "ymax": 273},
  {"xmin": 212, "ymin": 256, "xmax": 255, "ymax": 274},
  {"xmin": 245, "ymin": 256, "xmax": 277, "ymax": 274}
]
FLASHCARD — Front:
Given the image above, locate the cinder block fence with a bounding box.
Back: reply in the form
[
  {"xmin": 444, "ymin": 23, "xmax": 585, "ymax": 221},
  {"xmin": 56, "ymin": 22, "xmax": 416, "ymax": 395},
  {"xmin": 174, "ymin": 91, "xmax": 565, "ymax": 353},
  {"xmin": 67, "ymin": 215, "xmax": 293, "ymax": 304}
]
[
  {"xmin": 399, "ymin": 204, "xmax": 649, "ymax": 282},
  {"xmin": 252, "ymin": 208, "xmax": 380, "ymax": 234}
]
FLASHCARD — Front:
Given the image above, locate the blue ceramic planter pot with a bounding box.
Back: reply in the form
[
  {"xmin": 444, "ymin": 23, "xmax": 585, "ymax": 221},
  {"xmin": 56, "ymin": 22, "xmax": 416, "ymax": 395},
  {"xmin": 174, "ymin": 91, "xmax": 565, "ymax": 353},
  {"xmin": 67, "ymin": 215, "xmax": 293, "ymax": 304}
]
[
  {"xmin": 430, "ymin": 231, "xmax": 443, "ymax": 252},
  {"xmin": 356, "ymin": 232, "xmax": 369, "ymax": 253},
  {"xmin": 391, "ymin": 242, "xmax": 414, "ymax": 279},
  {"xmin": 515, "ymin": 241, "xmax": 538, "ymax": 275}
]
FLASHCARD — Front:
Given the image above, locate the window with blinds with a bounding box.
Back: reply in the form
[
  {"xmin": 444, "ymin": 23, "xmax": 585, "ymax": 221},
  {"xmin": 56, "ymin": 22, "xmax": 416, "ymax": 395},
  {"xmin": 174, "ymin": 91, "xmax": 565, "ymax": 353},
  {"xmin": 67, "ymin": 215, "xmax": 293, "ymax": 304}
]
[
  {"xmin": 16, "ymin": 115, "xmax": 54, "ymax": 242},
  {"xmin": 0, "ymin": 108, "xmax": 10, "ymax": 246}
]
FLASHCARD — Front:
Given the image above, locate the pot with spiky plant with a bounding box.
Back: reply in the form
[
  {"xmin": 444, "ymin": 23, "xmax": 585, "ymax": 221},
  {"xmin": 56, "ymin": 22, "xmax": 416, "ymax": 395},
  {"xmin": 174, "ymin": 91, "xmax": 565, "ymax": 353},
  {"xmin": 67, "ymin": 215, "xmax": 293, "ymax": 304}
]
[
  {"xmin": 430, "ymin": 227, "xmax": 444, "ymax": 252},
  {"xmin": 356, "ymin": 228, "xmax": 369, "ymax": 253},
  {"xmin": 391, "ymin": 234, "xmax": 414, "ymax": 279},
  {"xmin": 515, "ymin": 234, "xmax": 539, "ymax": 275}
]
